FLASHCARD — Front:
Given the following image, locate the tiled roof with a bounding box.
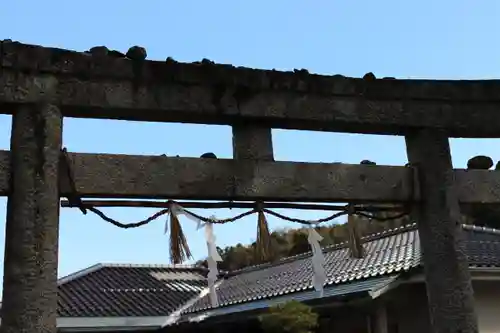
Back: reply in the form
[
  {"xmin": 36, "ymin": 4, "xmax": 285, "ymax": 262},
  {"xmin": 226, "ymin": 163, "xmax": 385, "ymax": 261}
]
[
  {"xmin": 185, "ymin": 223, "xmax": 500, "ymax": 314},
  {"xmin": 54, "ymin": 224, "xmax": 500, "ymax": 320},
  {"xmin": 57, "ymin": 264, "xmax": 208, "ymax": 317},
  {"xmin": 185, "ymin": 275, "xmax": 399, "ymax": 320}
]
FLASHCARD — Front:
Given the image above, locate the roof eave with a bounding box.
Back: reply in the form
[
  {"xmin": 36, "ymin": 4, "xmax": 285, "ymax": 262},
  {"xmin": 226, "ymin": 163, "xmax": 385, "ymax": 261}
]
[
  {"xmin": 179, "ymin": 276, "xmax": 402, "ymax": 325},
  {"xmin": 56, "ymin": 316, "xmax": 169, "ymax": 332},
  {"xmin": 177, "ymin": 290, "xmax": 373, "ymax": 327}
]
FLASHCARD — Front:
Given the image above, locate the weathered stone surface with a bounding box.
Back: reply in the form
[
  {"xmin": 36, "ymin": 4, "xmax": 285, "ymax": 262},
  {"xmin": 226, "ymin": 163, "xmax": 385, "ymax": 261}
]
[
  {"xmin": 406, "ymin": 130, "xmax": 478, "ymax": 333},
  {"xmin": 2, "ymin": 41, "xmax": 500, "ymax": 101},
  {"xmin": 363, "ymin": 72, "xmax": 376, "ymax": 80},
  {"xmin": 108, "ymin": 49, "xmax": 126, "ymax": 58},
  {"xmin": 200, "ymin": 152, "xmax": 217, "ymax": 159},
  {"xmin": 88, "ymin": 46, "xmax": 108, "ymax": 57},
  {"xmin": 0, "ymin": 151, "xmax": 410, "ymax": 202},
  {"xmin": 455, "ymin": 168, "xmax": 500, "ymax": 204},
  {"xmin": 232, "ymin": 125, "xmax": 274, "ymax": 161},
  {"xmin": 0, "ymin": 151, "xmax": 8, "ymax": 195},
  {"xmin": 0, "ymin": 151, "xmax": 499, "ymax": 204},
  {"xmin": 2, "ymin": 42, "xmax": 500, "ymax": 137},
  {"xmin": 126, "ymin": 46, "xmax": 147, "ymax": 61},
  {"xmin": 2, "ymin": 70, "xmax": 500, "ymax": 137},
  {"xmin": 467, "ymin": 155, "xmax": 493, "ymax": 170},
  {"xmin": 1, "ymin": 104, "xmax": 62, "ymax": 333},
  {"xmin": 63, "ymin": 155, "xmax": 417, "ymax": 203}
]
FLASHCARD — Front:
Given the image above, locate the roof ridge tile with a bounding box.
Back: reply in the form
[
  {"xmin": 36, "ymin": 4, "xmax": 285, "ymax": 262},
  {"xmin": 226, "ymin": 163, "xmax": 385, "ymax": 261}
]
[
  {"xmin": 462, "ymin": 224, "xmax": 500, "ymax": 236},
  {"xmin": 58, "ymin": 263, "xmax": 105, "ymax": 286},
  {"xmin": 99, "ymin": 263, "xmax": 199, "ymax": 269},
  {"xmin": 57, "ymin": 263, "xmax": 206, "ymax": 287},
  {"xmin": 228, "ymin": 223, "xmax": 419, "ymax": 275}
]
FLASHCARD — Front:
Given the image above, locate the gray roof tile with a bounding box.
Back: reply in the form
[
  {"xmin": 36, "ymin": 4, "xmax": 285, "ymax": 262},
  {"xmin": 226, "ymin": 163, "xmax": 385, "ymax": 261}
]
[
  {"xmin": 186, "ymin": 275, "xmax": 398, "ymax": 319},
  {"xmin": 55, "ymin": 223, "xmax": 500, "ymax": 319},
  {"xmin": 185, "ymin": 223, "xmax": 500, "ymax": 314},
  {"xmin": 57, "ymin": 264, "xmax": 208, "ymax": 317}
]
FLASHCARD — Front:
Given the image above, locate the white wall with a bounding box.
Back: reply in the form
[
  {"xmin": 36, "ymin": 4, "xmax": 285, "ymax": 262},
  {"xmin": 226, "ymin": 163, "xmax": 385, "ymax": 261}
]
[
  {"xmin": 387, "ymin": 279, "xmax": 500, "ymax": 333},
  {"xmin": 473, "ymin": 281, "xmax": 500, "ymax": 333}
]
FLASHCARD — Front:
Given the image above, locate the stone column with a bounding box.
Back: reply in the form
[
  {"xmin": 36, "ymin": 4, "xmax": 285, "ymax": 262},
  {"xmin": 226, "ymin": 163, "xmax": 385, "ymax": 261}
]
[
  {"xmin": 405, "ymin": 129, "xmax": 478, "ymax": 333},
  {"xmin": 1, "ymin": 103, "xmax": 62, "ymax": 333},
  {"xmin": 232, "ymin": 125, "xmax": 274, "ymax": 161}
]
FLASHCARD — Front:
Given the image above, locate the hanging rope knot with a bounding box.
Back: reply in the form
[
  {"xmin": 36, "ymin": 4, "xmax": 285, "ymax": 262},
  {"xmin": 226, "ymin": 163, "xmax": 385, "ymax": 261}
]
[
  {"xmin": 346, "ymin": 203, "xmax": 356, "ymax": 215},
  {"xmin": 60, "ymin": 147, "xmax": 87, "ymax": 215},
  {"xmin": 407, "ymin": 162, "xmax": 418, "ymax": 204}
]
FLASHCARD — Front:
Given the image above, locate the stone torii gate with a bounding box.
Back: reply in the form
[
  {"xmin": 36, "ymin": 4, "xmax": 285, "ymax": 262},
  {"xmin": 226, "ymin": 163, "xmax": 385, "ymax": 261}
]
[{"xmin": 1, "ymin": 40, "xmax": 500, "ymax": 333}]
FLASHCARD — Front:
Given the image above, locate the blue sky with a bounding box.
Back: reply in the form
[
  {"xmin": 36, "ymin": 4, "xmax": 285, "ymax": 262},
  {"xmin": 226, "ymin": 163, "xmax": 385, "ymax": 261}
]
[{"xmin": 1, "ymin": 0, "xmax": 500, "ymax": 286}]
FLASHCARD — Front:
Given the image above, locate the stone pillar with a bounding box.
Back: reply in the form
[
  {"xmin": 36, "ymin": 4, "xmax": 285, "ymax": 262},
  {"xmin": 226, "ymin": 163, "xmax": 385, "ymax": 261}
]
[
  {"xmin": 405, "ymin": 129, "xmax": 478, "ymax": 333},
  {"xmin": 1, "ymin": 103, "xmax": 62, "ymax": 333},
  {"xmin": 232, "ymin": 125, "xmax": 274, "ymax": 161}
]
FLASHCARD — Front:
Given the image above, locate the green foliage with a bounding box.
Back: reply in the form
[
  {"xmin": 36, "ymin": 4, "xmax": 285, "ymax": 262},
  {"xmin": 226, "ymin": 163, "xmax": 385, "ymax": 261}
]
[{"xmin": 259, "ymin": 301, "xmax": 319, "ymax": 333}]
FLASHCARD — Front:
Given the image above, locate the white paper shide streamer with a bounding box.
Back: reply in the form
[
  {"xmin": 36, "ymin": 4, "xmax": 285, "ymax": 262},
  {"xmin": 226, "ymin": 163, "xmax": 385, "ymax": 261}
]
[
  {"xmin": 204, "ymin": 220, "xmax": 222, "ymax": 307},
  {"xmin": 164, "ymin": 205, "xmax": 221, "ymax": 307},
  {"xmin": 307, "ymin": 227, "xmax": 326, "ymax": 297}
]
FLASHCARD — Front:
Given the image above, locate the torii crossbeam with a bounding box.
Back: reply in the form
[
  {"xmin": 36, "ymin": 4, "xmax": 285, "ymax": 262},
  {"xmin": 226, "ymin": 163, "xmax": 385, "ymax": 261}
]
[{"xmin": 1, "ymin": 40, "xmax": 500, "ymax": 333}]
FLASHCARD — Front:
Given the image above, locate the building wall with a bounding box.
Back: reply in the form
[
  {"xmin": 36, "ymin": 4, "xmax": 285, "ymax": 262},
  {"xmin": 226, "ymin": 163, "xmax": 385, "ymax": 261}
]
[
  {"xmin": 387, "ymin": 280, "xmax": 500, "ymax": 333},
  {"xmin": 387, "ymin": 283, "xmax": 431, "ymax": 333},
  {"xmin": 472, "ymin": 280, "xmax": 500, "ymax": 333},
  {"xmin": 318, "ymin": 306, "xmax": 371, "ymax": 333},
  {"xmin": 163, "ymin": 281, "xmax": 500, "ymax": 333},
  {"xmin": 141, "ymin": 280, "xmax": 500, "ymax": 333}
]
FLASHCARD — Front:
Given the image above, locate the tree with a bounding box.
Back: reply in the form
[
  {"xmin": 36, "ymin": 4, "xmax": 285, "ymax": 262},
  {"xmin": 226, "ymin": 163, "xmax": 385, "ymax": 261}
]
[
  {"xmin": 259, "ymin": 301, "xmax": 319, "ymax": 333},
  {"xmin": 287, "ymin": 231, "xmax": 311, "ymax": 257}
]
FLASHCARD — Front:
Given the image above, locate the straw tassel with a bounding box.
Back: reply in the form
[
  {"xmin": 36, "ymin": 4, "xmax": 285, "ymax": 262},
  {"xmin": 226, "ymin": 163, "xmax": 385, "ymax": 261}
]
[
  {"xmin": 256, "ymin": 209, "xmax": 272, "ymax": 261},
  {"xmin": 168, "ymin": 203, "xmax": 193, "ymax": 264},
  {"xmin": 347, "ymin": 207, "xmax": 365, "ymax": 259}
]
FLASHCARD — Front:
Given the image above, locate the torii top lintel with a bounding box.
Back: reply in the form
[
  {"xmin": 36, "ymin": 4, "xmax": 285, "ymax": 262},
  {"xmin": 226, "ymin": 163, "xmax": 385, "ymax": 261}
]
[{"xmin": 1, "ymin": 40, "xmax": 500, "ymax": 138}]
